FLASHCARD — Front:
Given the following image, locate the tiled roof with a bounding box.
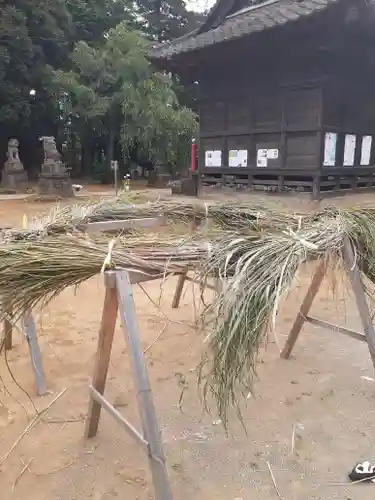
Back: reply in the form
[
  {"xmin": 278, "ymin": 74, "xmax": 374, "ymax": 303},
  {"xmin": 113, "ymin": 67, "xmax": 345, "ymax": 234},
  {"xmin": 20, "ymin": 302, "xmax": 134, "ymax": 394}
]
[{"xmin": 152, "ymin": 0, "xmax": 341, "ymax": 59}]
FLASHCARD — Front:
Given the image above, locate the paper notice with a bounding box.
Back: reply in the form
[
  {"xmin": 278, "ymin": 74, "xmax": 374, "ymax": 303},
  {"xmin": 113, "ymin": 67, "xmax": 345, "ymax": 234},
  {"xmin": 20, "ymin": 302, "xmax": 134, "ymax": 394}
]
[
  {"xmin": 361, "ymin": 136, "xmax": 372, "ymax": 166},
  {"xmin": 205, "ymin": 150, "xmax": 222, "ymax": 167},
  {"xmin": 323, "ymin": 132, "xmax": 337, "ymax": 167},
  {"xmin": 343, "ymin": 134, "xmax": 356, "ymax": 166},
  {"xmin": 229, "ymin": 149, "xmax": 248, "ymax": 167},
  {"xmin": 257, "ymin": 149, "xmax": 268, "ymax": 167}
]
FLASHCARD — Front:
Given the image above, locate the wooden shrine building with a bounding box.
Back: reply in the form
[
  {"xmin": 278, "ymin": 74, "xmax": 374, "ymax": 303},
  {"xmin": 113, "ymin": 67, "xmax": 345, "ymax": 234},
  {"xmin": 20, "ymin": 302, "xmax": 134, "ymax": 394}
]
[{"xmin": 152, "ymin": 0, "xmax": 375, "ymax": 198}]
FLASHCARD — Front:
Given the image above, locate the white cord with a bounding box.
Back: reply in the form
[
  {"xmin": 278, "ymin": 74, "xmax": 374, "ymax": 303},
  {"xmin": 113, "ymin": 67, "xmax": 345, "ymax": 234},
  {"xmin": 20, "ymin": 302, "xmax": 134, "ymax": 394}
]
[{"xmin": 101, "ymin": 239, "xmax": 116, "ymax": 273}]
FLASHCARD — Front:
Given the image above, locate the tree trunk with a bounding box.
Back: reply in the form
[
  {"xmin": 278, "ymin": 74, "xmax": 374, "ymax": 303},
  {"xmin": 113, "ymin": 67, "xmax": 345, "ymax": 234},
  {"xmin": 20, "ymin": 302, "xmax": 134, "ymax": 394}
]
[
  {"xmin": 81, "ymin": 137, "xmax": 93, "ymax": 177},
  {"xmin": 70, "ymin": 134, "xmax": 79, "ymax": 177},
  {"xmin": 106, "ymin": 122, "xmax": 115, "ymax": 167}
]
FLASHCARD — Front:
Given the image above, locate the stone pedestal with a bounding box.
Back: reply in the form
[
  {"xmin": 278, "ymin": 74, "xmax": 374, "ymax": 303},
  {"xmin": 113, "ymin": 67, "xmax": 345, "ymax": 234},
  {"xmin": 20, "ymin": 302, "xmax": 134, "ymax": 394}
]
[
  {"xmin": 2, "ymin": 139, "xmax": 28, "ymax": 190},
  {"xmin": 38, "ymin": 160, "xmax": 74, "ymax": 197},
  {"xmin": 38, "ymin": 137, "xmax": 73, "ymax": 197},
  {"xmin": 170, "ymin": 175, "xmax": 198, "ymax": 196}
]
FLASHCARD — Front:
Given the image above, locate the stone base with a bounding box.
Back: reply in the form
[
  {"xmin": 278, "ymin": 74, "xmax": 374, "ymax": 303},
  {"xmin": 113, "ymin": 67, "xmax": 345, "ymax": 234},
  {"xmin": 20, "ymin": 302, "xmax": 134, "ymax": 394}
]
[
  {"xmin": 38, "ymin": 174, "xmax": 74, "ymax": 197},
  {"xmin": 181, "ymin": 177, "xmax": 198, "ymax": 196},
  {"xmin": 170, "ymin": 181, "xmax": 182, "ymax": 194},
  {"xmin": 147, "ymin": 172, "xmax": 172, "ymax": 187},
  {"xmin": 2, "ymin": 170, "xmax": 28, "ymax": 191},
  {"xmin": 170, "ymin": 177, "xmax": 198, "ymax": 196}
]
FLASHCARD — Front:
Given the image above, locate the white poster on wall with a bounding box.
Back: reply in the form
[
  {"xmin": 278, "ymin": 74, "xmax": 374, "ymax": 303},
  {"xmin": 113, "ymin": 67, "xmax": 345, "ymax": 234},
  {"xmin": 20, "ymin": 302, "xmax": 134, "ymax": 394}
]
[
  {"xmin": 343, "ymin": 134, "xmax": 356, "ymax": 166},
  {"xmin": 323, "ymin": 132, "xmax": 337, "ymax": 166},
  {"xmin": 267, "ymin": 149, "xmax": 279, "ymax": 160},
  {"xmin": 257, "ymin": 149, "xmax": 268, "ymax": 167},
  {"xmin": 205, "ymin": 150, "xmax": 222, "ymax": 167},
  {"xmin": 361, "ymin": 136, "xmax": 372, "ymax": 166},
  {"xmin": 229, "ymin": 149, "xmax": 248, "ymax": 167}
]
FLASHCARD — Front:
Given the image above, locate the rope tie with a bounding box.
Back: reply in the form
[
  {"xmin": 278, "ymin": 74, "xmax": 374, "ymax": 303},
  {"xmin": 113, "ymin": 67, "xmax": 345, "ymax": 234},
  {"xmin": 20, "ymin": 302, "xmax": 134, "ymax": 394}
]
[{"xmin": 101, "ymin": 239, "xmax": 116, "ymax": 274}]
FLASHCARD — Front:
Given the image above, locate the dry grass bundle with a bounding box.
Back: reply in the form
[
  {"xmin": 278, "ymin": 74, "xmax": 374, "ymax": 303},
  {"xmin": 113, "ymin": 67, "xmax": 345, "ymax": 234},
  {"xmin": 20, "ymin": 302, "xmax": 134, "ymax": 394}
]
[
  {"xmin": 198, "ymin": 220, "xmax": 345, "ymax": 423},
  {"xmin": 2, "ymin": 199, "xmax": 375, "ymax": 425},
  {"xmin": 198, "ymin": 207, "xmax": 375, "ymax": 425},
  {"xmin": 0, "ymin": 233, "xmax": 205, "ymax": 319},
  {"xmin": 0, "ymin": 196, "xmax": 312, "ymax": 242}
]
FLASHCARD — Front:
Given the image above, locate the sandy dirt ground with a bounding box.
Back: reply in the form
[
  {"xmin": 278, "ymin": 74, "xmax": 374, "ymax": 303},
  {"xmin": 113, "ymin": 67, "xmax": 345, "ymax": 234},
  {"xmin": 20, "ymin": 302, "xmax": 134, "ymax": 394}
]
[{"xmin": 1, "ymin": 188, "xmax": 375, "ymax": 499}]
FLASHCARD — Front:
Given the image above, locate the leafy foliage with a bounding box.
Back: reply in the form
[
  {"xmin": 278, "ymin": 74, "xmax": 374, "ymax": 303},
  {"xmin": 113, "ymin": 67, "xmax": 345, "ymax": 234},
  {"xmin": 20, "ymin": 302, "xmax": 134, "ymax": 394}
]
[
  {"xmin": 136, "ymin": 0, "xmax": 205, "ymax": 42},
  {"xmin": 121, "ymin": 71, "xmax": 197, "ymax": 170},
  {"xmin": 0, "ymin": 0, "xmax": 204, "ymax": 174},
  {"xmin": 0, "ymin": 1, "xmax": 72, "ymax": 127},
  {"xmin": 55, "ymin": 23, "xmax": 197, "ymax": 171},
  {"xmin": 68, "ymin": 0, "xmax": 135, "ymax": 44}
]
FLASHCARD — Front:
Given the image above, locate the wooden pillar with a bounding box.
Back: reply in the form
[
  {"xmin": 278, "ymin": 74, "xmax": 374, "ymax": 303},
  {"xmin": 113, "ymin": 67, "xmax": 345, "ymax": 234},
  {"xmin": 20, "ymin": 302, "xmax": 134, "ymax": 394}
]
[
  {"xmin": 313, "ymin": 86, "xmax": 324, "ymax": 201},
  {"xmin": 191, "ymin": 172, "xmax": 199, "ymax": 197},
  {"xmin": 171, "ymin": 218, "xmax": 200, "ymax": 309},
  {"xmin": 171, "ymin": 274, "xmax": 186, "ymax": 309},
  {"xmin": 248, "ymin": 173, "xmax": 254, "ymax": 190},
  {"xmin": 85, "ymin": 274, "xmax": 118, "ymax": 438},
  {"xmin": 312, "ymin": 174, "xmax": 321, "ymax": 200}
]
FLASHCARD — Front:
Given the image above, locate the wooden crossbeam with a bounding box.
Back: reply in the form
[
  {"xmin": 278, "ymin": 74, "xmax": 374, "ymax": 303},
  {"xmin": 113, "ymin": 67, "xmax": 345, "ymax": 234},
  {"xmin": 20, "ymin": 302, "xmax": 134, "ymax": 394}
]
[
  {"xmin": 89, "ymin": 384, "xmax": 148, "ymax": 451},
  {"xmin": 80, "ymin": 217, "xmax": 165, "ymax": 233},
  {"xmin": 305, "ymin": 316, "xmax": 366, "ymax": 343}
]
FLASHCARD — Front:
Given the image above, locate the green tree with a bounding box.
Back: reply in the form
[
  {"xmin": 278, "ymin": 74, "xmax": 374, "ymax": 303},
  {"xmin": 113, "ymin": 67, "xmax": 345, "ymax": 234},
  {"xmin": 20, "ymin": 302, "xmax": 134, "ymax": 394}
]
[
  {"xmin": 0, "ymin": 0, "xmax": 202, "ymax": 175},
  {"xmin": 136, "ymin": 0, "xmax": 205, "ymax": 42},
  {"xmin": 121, "ymin": 71, "xmax": 197, "ymax": 171},
  {"xmin": 54, "ymin": 23, "xmax": 197, "ymax": 175},
  {"xmin": 68, "ymin": 0, "xmax": 135, "ymax": 44},
  {"xmin": 0, "ymin": 1, "xmax": 72, "ymax": 129}
]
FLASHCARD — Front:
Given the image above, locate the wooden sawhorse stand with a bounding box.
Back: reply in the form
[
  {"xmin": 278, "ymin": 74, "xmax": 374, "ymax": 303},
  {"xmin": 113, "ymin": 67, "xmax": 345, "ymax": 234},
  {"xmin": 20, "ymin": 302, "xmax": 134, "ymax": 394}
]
[
  {"xmin": 85, "ymin": 269, "xmax": 173, "ymax": 500},
  {"xmin": 281, "ymin": 239, "xmax": 375, "ymax": 369},
  {"xmin": 1, "ymin": 216, "xmax": 169, "ymax": 398}
]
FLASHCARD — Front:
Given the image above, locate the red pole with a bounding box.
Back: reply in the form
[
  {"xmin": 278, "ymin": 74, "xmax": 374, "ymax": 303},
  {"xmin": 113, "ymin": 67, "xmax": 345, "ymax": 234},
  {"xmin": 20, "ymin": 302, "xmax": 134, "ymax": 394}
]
[{"xmin": 191, "ymin": 139, "xmax": 197, "ymax": 173}]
